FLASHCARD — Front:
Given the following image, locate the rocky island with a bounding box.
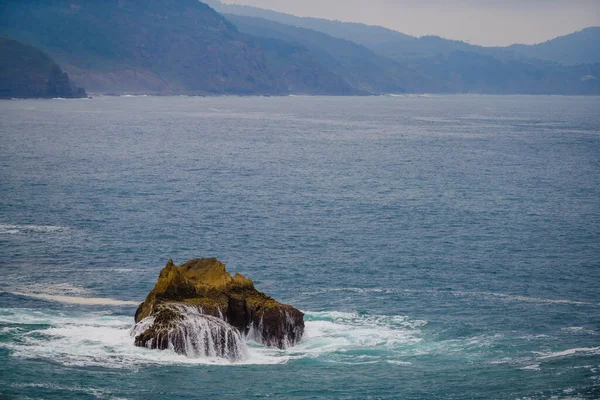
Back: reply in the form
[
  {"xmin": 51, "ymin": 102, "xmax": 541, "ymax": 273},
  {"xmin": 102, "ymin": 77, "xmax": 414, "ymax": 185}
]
[{"xmin": 133, "ymin": 258, "xmax": 304, "ymax": 361}]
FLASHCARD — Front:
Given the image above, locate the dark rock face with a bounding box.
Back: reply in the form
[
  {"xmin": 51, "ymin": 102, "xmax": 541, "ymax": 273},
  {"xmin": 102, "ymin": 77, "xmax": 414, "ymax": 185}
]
[
  {"xmin": 132, "ymin": 303, "xmax": 248, "ymax": 361},
  {"xmin": 0, "ymin": 38, "xmax": 86, "ymax": 99},
  {"xmin": 133, "ymin": 258, "xmax": 304, "ymax": 360}
]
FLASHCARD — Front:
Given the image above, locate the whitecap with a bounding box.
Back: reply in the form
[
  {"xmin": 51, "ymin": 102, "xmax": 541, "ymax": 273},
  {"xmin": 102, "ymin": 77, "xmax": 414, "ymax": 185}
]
[
  {"xmin": 24, "ymin": 283, "xmax": 90, "ymax": 296},
  {"xmin": 92, "ymin": 268, "xmax": 135, "ymax": 273},
  {"xmin": 4, "ymin": 282, "xmax": 139, "ymax": 306},
  {"xmin": 386, "ymin": 360, "xmax": 413, "ymax": 365},
  {"xmin": 450, "ymin": 290, "xmax": 592, "ymax": 306},
  {"xmin": 561, "ymin": 327, "xmax": 597, "ymax": 335},
  {"xmin": 0, "ymin": 223, "xmax": 65, "ymax": 235},
  {"xmin": 299, "ymin": 287, "xmax": 594, "ymax": 306},
  {"xmin": 8, "ymin": 292, "xmax": 140, "ymax": 306},
  {"xmin": 535, "ymin": 347, "xmax": 600, "ymax": 360}
]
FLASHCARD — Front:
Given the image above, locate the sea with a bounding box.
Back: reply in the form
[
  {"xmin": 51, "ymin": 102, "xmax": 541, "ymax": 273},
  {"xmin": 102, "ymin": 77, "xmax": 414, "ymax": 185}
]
[{"xmin": 0, "ymin": 95, "xmax": 599, "ymax": 399}]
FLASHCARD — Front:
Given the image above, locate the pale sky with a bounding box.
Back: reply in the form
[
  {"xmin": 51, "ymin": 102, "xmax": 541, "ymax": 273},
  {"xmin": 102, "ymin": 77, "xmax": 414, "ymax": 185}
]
[{"xmin": 222, "ymin": 0, "xmax": 600, "ymax": 46}]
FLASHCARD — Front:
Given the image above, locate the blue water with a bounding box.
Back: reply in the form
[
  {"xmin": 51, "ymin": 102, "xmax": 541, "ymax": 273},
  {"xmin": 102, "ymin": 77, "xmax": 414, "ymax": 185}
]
[{"xmin": 0, "ymin": 95, "xmax": 599, "ymax": 399}]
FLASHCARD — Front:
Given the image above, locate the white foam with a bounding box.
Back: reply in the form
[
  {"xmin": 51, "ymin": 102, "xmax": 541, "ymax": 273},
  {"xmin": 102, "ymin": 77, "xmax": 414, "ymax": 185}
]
[
  {"xmin": 561, "ymin": 327, "xmax": 597, "ymax": 335},
  {"xmin": 9, "ymin": 292, "xmax": 140, "ymax": 306},
  {"xmin": 134, "ymin": 304, "xmax": 248, "ymax": 361},
  {"xmin": 23, "ymin": 283, "xmax": 90, "ymax": 296},
  {"xmin": 4, "ymin": 282, "xmax": 140, "ymax": 306},
  {"xmin": 0, "ymin": 223, "xmax": 64, "ymax": 235},
  {"xmin": 386, "ymin": 360, "xmax": 413, "ymax": 365},
  {"xmin": 300, "ymin": 311, "xmax": 425, "ymax": 352},
  {"xmin": 108, "ymin": 268, "xmax": 135, "ymax": 273},
  {"xmin": 520, "ymin": 364, "xmax": 541, "ymax": 371},
  {"xmin": 1, "ymin": 309, "xmax": 263, "ymax": 368},
  {"xmin": 446, "ymin": 289, "xmax": 591, "ymax": 306},
  {"xmin": 0, "ymin": 308, "xmax": 426, "ymax": 368},
  {"xmin": 536, "ymin": 347, "xmax": 600, "ymax": 360},
  {"xmin": 301, "ymin": 287, "xmax": 594, "ymax": 306}
]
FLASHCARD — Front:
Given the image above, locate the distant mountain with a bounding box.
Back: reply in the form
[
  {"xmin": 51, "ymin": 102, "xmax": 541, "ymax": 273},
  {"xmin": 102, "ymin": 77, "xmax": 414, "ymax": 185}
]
[
  {"xmin": 0, "ymin": 0, "xmax": 352, "ymax": 95},
  {"xmin": 1, "ymin": 0, "xmax": 598, "ymax": 95},
  {"xmin": 246, "ymin": 36, "xmax": 355, "ymax": 95},
  {"xmin": 405, "ymin": 51, "xmax": 600, "ymax": 95},
  {"xmin": 507, "ymin": 27, "xmax": 600, "ymax": 66},
  {"xmin": 204, "ymin": 0, "xmax": 494, "ymax": 60},
  {"xmin": 205, "ymin": 0, "xmax": 597, "ymax": 67},
  {"xmin": 0, "ymin": 38, "xmax": 86, "ymax": 99},
  {"xmin": 207, "ymin": 0, "xmax": 600, "ymax": 95},
  {"xmin": 225, "ymin": 14, "xmax": 425, "ymax": 94},
  {"xmin": 221, "ymin": 9, "xmax": 600, "ymax": 95},
  {"xmin": 203, "ymin": 0, "xmax": 414, "ymax": 51}
]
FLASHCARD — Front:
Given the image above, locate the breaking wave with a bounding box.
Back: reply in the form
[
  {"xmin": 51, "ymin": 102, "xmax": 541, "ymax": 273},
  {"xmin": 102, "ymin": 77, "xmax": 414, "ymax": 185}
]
[
  {"xmin": 133, "ymin": 304, "xmax": 248, "ymax": 361},
  {"xmin": 0, "ymin": 308, "xmax": 425, "ymax": 368}
]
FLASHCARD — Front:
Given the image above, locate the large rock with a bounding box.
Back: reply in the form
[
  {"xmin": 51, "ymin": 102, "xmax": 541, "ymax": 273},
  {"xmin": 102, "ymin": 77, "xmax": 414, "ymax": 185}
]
[
  {"xmin": 133, "ymin": 258, "xmax": 304, "ymax": 360},
  {"xmin": 0, "ymin": 38, "xmax": 86, "ymax": 99}
]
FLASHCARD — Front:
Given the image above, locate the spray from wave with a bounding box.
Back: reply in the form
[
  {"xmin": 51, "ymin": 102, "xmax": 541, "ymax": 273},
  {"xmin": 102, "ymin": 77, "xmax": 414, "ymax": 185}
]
[
  {"xmin": 0, "ymin": 308, "xmax": 425, "ymax": 368},
  {"xmin": 132, "ymin": 304, "xmax": 249, "ymax": 361}
]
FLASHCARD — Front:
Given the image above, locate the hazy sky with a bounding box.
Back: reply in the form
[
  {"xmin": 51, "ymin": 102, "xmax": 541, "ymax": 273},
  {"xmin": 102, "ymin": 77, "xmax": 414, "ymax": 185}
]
[{"xmin": 222, "ymin": 0, "xmax": 600, "ymax": 46}]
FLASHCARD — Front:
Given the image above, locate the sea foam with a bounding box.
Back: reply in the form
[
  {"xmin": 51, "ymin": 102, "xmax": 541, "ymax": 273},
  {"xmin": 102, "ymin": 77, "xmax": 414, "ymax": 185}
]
[
  {"xmin": 0, "ymin": 308, "xmax": 425, "ymax": 368},
  {"xmin": 0, "ymin": 224, "xmax": 64, "ymax": 235},
  {"xmin": 9, "ymin": 292, "xmax": 139, "ymax": 306}
]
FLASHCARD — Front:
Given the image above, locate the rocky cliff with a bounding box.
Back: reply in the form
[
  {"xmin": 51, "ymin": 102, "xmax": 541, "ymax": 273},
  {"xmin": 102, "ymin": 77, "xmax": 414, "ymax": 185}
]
[
  {"xmin": 133, "ymin": 258, "xmax": 304, "ymax": 360},
  {"xmin": 1, "ymin": 0, "xmax": 353, "ymax": 95},
  {"xmin": 0, "ymin": 38, "xmax": 86, "ymax": 99}
]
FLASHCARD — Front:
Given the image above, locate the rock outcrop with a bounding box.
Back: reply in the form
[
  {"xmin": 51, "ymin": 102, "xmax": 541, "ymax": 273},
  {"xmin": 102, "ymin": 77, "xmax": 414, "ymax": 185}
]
[
  {"xmin": 133, "ymin": 258, "xmax": 304, "ymax": 360},
  {"xmin": 0, "ymin": 38, "xmax": 86, "ymax": 99}
]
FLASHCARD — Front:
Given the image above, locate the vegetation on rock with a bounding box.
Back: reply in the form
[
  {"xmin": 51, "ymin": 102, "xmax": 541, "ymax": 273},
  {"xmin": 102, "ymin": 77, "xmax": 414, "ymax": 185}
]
[{"xmin": 134, "ymin": 258, "xmax": 304, "ymax": 357}]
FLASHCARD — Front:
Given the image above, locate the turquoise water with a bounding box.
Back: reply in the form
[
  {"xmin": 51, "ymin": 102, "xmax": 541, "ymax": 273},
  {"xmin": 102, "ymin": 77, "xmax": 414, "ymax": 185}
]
[{"xmin": 0, "ymin": 95, "xmax": 599, "ymax": 399}]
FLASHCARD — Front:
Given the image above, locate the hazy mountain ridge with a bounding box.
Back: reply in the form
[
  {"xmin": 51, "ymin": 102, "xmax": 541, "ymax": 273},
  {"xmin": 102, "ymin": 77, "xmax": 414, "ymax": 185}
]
[
  {"xmin": 225, "ymin": 14, "xmax": 425, "ymax": 94},
  {"xmin": 223, "ymin": 12, "xmax": 600, "ymax": 95},
  {"xmin": 207, "ymin": 0, "xmax": 600, "ymax": 66},
  {"xmin": 1, "ymin": 0, "xmax": 598, "ymax": 95},
  {"xmin": 206, "ymin": 0, "xmax": 600, "ymax": 95},
  {"xmin": 407, "ymin": 51, "xmax": 600, "ymax": 95},
  {"xmin": 203, "ymin": 0, "xmax": 414, "ymax": 50},
  {"xmin": 507, "ymin": 27, "xmax": 600, "ymax": 66},
  {"xmin": 203, "ymin": 0, "xmax": 503, "ymax": 60}
]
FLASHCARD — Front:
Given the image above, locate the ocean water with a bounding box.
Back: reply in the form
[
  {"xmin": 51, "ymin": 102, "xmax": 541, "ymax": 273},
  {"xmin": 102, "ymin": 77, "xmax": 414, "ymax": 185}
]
[{"xmin": 0, "ymin": 95, "xmax": 599, "ymax": 399}]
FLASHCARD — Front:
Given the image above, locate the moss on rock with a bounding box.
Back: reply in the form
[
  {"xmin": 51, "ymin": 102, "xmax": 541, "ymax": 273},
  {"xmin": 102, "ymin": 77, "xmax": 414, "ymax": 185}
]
[{"xmin": 134, "ymin": 258, "xmax": 304, "ymax": 352}]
